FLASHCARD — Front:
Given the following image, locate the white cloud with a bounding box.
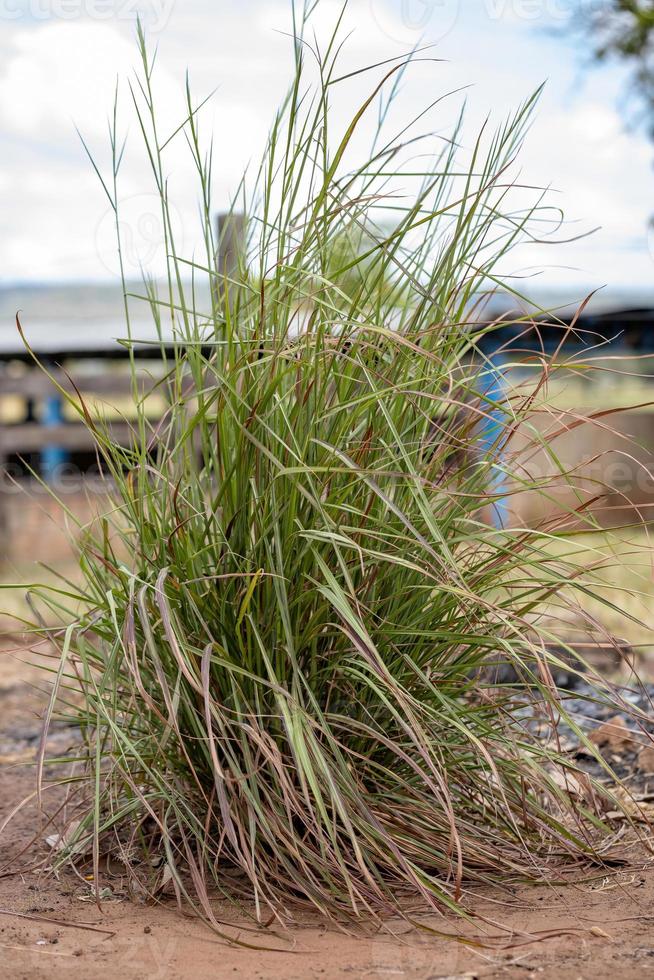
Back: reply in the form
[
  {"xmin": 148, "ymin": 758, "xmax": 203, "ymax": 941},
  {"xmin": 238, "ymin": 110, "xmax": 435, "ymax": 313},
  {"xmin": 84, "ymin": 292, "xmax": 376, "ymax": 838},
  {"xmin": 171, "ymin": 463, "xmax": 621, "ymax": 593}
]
[
  {"xmin": 0, "ymin": 23, "xmax": 141, "ymax": 137},
  {"xmin": 510, "ymin": 100, "xmax": 654, "ymax": 289}
]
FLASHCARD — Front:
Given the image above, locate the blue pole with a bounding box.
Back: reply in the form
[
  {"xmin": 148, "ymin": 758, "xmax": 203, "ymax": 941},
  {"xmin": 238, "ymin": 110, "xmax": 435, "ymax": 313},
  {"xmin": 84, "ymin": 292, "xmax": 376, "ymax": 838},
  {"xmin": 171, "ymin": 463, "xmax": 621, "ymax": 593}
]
[
  {"xmin": 476, "ymin": 354, "xmax": 509, "ymax": 530},
  {"xmin": 41, "ymin": 393, "xmax": 67, "ymax": 484}
]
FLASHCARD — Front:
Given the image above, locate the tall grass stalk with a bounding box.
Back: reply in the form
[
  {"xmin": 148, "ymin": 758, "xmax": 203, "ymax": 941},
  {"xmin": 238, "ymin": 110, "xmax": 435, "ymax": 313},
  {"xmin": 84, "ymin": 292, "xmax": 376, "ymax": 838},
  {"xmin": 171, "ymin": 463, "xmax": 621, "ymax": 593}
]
[{"xmin": 15, "ymin": 6, "xmax": 648, "ymax": 928}]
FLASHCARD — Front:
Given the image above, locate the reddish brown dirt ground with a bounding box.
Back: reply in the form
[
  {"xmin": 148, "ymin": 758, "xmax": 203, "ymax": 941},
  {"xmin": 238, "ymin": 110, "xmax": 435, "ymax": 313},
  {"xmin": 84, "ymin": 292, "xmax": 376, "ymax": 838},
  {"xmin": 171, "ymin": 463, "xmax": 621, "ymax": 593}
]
[{"xmin": 2, "ymin": 640, "xmax": 654, "ymax": 980}]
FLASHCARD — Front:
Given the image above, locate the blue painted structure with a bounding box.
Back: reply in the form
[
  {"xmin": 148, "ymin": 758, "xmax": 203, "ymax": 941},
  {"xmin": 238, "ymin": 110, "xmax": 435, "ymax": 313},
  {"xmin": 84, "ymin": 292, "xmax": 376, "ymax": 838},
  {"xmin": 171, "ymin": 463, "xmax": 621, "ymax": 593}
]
[
  {"xmin": 41, "ymin": 392, "xmax": 67, "ymax": 483},
  {"xmin": 473, "ymin": 305, "xmax": 654, "ymax": 529},
  {"xmin": 475, "ymin": 355, "xmax": 509, "ymax": 530}
]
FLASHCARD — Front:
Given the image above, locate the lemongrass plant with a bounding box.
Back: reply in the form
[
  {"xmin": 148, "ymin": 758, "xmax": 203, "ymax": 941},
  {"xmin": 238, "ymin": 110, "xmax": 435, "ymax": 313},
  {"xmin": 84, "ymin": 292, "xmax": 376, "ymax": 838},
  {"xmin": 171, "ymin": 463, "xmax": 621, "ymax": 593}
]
[{"xmin": 16, "ymin": 6, "xmax": 647, "ymax": 927}]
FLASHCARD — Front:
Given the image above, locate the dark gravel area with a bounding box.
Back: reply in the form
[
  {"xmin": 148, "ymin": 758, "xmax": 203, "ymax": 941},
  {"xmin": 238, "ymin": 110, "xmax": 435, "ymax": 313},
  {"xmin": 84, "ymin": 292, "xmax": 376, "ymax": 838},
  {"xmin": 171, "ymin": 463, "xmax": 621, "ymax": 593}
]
[{"xmin": 511, "ymin": 676, "xmax": 654, "ymax": 795}]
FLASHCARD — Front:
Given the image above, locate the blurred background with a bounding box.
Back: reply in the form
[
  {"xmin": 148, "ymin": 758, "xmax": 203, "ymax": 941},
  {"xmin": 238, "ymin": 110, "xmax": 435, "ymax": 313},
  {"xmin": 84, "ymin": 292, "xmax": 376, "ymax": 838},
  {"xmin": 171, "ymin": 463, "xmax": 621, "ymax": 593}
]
[{"xmin": 1, "ymin": 0, "xmax": 654, "ymax": 649}]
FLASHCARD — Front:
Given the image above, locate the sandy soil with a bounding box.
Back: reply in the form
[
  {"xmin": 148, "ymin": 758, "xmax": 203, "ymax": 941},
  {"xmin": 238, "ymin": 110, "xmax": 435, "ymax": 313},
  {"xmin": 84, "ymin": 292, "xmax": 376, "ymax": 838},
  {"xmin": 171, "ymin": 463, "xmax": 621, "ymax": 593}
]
[{"xmin": 2, "ymin": 640, "xmax": 654, "ymax": 980}]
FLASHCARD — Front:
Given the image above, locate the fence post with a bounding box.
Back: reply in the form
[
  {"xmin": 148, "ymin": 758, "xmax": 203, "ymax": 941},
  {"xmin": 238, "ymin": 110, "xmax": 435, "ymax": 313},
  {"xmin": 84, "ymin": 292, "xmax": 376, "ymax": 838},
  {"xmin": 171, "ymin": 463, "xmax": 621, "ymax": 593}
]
[
  {"xmin": 0, "ymin": 428, "xmax": 6, "ymax": 558},
  {"xmin": 214, "ymin": 211, "xmax": 246, "ymax": 307},
  {"xmin": 41, "ymin": 358, "xmax": 68, "ymax": 484},
  {"xmin": 476, "ymin": 353, "xmax": 509, "ymax": 530},
  {"xmin": 41, "ymin": 396, "xmax": 67, "ymax": 477}
]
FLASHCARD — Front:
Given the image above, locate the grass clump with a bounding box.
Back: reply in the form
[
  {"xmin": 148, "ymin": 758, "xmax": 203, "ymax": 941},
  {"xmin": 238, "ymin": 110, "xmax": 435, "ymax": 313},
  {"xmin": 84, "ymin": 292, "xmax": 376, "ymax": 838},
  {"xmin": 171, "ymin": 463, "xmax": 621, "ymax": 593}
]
[{"xmin": 18, "ymin": 7, "xmax": 646, "ymax": 928}]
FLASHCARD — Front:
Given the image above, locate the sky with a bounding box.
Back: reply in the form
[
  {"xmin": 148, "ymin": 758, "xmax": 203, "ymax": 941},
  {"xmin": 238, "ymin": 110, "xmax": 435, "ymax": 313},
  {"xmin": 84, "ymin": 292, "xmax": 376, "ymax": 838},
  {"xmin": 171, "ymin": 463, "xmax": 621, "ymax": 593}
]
[{"xmin": 0, "ymin": 0, "xmax": 653, "ymax": 301}]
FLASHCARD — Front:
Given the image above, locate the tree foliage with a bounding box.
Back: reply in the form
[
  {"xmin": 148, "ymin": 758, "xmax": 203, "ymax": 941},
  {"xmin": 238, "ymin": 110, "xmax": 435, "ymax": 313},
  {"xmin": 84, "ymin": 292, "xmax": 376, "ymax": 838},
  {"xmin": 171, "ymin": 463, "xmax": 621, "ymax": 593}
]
[{"xmin": 579, "ymin": 2, "xmax": 654, "ymax": 133}]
